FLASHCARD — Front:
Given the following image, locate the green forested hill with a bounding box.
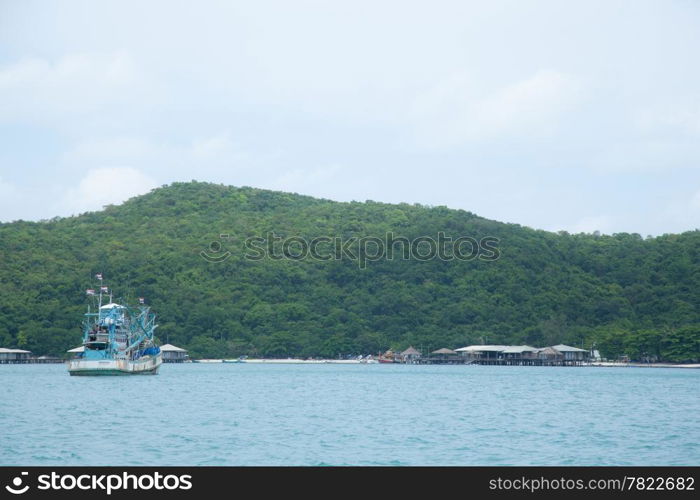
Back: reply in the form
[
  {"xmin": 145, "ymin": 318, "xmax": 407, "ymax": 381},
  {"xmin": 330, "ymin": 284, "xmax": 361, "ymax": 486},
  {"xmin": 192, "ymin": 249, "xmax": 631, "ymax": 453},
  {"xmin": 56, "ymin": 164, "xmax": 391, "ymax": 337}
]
[{"xmin": 1, "ymin": 181, "xmax": 698, "ymax": 361}]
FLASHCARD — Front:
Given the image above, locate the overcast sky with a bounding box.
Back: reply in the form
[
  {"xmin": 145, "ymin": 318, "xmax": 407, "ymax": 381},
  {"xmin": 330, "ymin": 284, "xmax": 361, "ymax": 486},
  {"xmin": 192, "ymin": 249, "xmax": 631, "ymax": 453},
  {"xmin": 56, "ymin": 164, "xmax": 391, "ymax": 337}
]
[{"xmin": 1, "ymin": 0, "xmax": 699, "ymax": 235}]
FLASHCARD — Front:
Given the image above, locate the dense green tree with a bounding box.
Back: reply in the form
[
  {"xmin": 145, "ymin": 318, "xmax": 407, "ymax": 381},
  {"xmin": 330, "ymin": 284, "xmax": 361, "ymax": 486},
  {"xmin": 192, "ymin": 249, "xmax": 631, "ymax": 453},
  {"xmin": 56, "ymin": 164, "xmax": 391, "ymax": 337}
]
[{"xmin": 0, "ymin": 181, "xmax": 698, "ymax": 361}]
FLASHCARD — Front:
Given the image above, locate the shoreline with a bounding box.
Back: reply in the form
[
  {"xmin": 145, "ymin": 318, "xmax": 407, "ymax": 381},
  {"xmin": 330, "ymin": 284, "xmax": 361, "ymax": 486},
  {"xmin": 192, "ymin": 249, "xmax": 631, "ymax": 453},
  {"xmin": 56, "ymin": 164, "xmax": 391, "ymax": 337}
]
[
  {"xmin": 190, "ymin": 359, "xmax": 700, "ymax": 368},
  {"xmin": 586, "ymin": 361, "xmax": 700, "ymax": 369},
  {"xmin": 4, "ymin": 359, "xmax": 698, "ymax": 369}
]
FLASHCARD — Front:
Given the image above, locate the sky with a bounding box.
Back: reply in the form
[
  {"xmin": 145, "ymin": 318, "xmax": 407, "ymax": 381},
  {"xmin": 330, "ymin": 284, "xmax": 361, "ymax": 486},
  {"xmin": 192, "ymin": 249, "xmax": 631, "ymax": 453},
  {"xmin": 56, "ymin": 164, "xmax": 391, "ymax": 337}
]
[{"xmin": 1, "ymin": 0, "xmax": 699, "ymax": 235}]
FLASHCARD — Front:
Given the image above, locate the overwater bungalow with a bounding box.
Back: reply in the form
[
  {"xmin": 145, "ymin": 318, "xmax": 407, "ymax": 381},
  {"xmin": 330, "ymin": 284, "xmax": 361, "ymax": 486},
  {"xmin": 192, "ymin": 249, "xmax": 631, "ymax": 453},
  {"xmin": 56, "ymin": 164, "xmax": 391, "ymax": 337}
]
[
  {"xmin": 449, "ymin": 344, "xmax": 588, "ymax": 366},
  {"xmin": 160, "ymin": 344, "xmax": 189, "ymax": 363},
  {"xmin": 454, "ymin": 345, "xmax": 509, "ymax": 361},
  {"xmin": 550, "ymin": 344, "xmax": 589, "ymax": 362},
  {"xmin": 501, "ymin": 345, "xmax": 538, "ymax": 365},
  {"xmin": 427, "ymin": 348, "xmax": 460, "ymax": 364},
  {"xmin": 399, "ymin": 346, "xmax": 422, "ymax": 364},
  {"xmin": 536, "ymin": 347, "xmax": 564, "ymax": 364},
  {"xmin": 0, "ymin": 347, "xmax": 32, "ymax": 364}
]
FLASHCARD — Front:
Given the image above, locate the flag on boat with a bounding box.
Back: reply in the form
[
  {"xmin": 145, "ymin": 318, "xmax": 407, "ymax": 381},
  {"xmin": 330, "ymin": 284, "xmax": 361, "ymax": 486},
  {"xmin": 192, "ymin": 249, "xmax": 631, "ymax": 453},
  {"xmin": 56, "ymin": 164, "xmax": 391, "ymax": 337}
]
[
  {"xmin": 100, "ymin": 286, "xmax": 109, "ymax": 293},
  {"xmin": 86, "ymin": 289, "xmax": 95, "ymax": 295},
  {"xmin": 138, "ymin": 297, "xmax": 145, "ymax": 304},
  {"xmin": 95, "ymin": 273, "xmax": 103, "ymax": 280}
]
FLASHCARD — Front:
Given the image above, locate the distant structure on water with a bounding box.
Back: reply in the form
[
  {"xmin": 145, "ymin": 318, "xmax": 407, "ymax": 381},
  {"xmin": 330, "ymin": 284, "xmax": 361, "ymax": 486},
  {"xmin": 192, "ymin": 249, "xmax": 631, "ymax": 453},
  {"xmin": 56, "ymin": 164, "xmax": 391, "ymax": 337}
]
[
  {"xmin": 0, "ymin": 347, "xmax": 32, "ymax": 364},
  {"xmin": 449, "ymin": 344, "xmax": 589, "ymax": 366},
  {"xmin": 160, "ymin": 344, "xmax": 189, "ymax": 363},
  {"xmin": 399, "ymin": 346, "xmax": 422, "ymax": 364},
  {"xmin": 385, "ymin": 344, "xmax": 590, "ymax": 366},
  {"xmin": 428, "ymin": 348, "xmax": 460, "ymax": 364},
  {"xmin": 0, "ymin": 348, "xmax": 63, "ymax": 364}
]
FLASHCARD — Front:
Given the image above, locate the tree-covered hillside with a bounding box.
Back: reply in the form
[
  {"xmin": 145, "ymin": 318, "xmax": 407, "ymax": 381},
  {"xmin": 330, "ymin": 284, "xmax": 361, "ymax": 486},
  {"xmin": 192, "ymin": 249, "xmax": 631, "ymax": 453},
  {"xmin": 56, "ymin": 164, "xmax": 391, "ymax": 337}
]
[{"xmin": 1, "ymin": 181, "xmax": 698, "ymax": 361}]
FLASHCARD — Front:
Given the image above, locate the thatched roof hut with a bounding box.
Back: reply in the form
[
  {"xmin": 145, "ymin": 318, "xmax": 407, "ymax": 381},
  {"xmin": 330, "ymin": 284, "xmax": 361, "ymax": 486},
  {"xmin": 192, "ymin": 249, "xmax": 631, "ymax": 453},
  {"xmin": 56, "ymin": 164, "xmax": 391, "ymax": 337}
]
[
  {"xmin": 537, "ymin": 347, "xmax": 564, "ymax": 360},
  {"xmin": 432, "ymin": 348, "xmax": 457, "ymax": 355},
  {"xmin": 399, "ymin": 346, "xmax": 422, "ymax": 362},
  {"xmin": 400, "ymin": 346, "xmax": 421, "ymax": 356}
]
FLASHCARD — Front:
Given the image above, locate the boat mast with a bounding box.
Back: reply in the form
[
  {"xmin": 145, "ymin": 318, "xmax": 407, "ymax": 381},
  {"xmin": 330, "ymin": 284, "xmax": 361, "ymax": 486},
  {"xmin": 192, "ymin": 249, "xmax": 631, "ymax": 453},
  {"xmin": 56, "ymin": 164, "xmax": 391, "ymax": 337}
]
[{"xmin": 97, "ymin": 273, "xmax": 103, "ymax": 311}]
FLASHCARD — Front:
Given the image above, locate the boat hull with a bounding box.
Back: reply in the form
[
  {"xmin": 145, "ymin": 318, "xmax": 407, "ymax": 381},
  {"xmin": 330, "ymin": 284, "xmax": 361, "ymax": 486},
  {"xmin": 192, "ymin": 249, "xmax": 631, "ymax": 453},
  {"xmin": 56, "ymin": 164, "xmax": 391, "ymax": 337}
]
[{"xmin": 67, "ymin": 355, "xmax": 162, "ymax": 376}]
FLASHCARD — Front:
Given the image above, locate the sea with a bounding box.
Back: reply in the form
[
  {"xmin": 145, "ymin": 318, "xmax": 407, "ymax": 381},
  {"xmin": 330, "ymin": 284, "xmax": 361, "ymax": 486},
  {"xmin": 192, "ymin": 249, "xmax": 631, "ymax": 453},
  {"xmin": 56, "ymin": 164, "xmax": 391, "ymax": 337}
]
[{"xmin": 1, "ymin": 363, "xmax": 698, "ymax": 466}]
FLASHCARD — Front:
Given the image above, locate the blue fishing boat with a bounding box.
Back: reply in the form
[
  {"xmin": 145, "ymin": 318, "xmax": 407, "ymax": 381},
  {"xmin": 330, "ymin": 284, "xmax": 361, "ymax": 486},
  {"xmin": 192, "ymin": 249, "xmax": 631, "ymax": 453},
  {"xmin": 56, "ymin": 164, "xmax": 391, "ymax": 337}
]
[{"xmin": 67, "ymin": 274, "xmax": 162, "ymax": 376}]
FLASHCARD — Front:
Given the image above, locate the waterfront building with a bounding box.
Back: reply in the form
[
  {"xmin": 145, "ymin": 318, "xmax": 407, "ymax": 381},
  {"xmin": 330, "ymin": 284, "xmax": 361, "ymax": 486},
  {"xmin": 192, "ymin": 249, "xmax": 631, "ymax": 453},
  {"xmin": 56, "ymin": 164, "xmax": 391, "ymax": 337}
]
[
  {"xmin": 160, "ymin": 344, "xmax": 188, "ymax": 363},
  {"xmin": 550, "ymin": 344, "xmax": 589, "ymax": 362},
  {"xmin": 399, "ymin": 346, "xmax": 422, "ymax": 364},
  {"xmin": 428, "ymin": 348, "xmax": 460, "ymax": 364},
  {"xmin": 0, "ymin": 348, "xmax": 32, "ymax": 364}
]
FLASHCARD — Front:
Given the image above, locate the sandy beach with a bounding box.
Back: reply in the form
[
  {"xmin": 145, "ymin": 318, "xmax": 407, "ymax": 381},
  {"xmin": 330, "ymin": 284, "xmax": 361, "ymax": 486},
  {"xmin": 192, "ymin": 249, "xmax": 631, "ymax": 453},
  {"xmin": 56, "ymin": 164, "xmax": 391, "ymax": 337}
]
[{"xmin": 588, "ymin": 362, "xmax": 700, "ymax": 369}]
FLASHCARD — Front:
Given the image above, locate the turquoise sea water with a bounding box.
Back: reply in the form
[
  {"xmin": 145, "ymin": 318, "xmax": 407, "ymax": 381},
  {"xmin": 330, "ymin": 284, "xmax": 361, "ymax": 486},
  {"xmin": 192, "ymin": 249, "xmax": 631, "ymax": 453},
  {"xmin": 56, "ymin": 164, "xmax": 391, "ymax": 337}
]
[{"xmin": 1, "ymin": 363, "xmax": 698, "ymax": 465}]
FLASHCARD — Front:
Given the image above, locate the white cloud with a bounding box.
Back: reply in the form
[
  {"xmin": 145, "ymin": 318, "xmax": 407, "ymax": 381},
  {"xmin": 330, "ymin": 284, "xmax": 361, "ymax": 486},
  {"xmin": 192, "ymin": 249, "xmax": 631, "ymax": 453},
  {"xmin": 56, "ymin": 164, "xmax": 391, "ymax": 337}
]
[
  {"xmin": 63, "ymin": 137, "xmax": 155, "ymax": 163},
  {"xmin": 0, "ymin": 51, "xmax": 140, "ymax": 124},
  {"xmin": 586, "ymin": 96, "xmax": 700, "ymax": 174},
  {"xmin": 59, "ymin": 167, "xmax": 158, "ymax": 216},
  {"xmin": 589, "ymin": 140, "xmax": 700, "ymax": 173},
  {"xmin": 634, "ymin": 97, "xmax": 700, "ymax": 137},
  {"xmin": 476, "ymin": 70, "xmax": 582, "ymax": 135},
  {"xmin": 409, "ymin": 69, "xmax": 583, "ymax": 147},
  {"xmin": 1, "ymin": 1, "xmax": 700, "ymax": 235},
  {"xmin": 61, "ymin": 131, "xmax": 252, "ymax": 178}
]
